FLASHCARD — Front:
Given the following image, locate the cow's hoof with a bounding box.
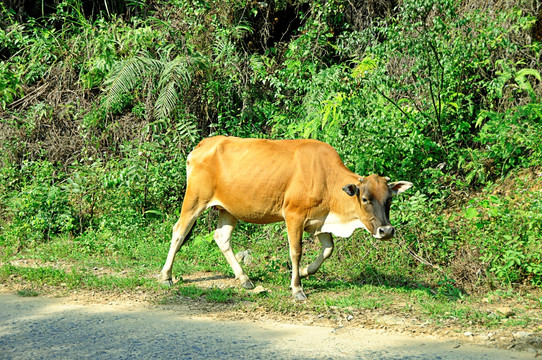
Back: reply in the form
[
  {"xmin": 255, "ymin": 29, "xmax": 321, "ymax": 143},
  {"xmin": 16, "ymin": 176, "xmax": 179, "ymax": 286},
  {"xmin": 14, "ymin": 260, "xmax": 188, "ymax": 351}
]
[
  {"xmin": 160, "ymin": 278, "xmax": 175, "ymax": 287},
  {"xmin": 293, "ymin": 291, "xmax": 307, "ymax": 301},
  {"xmin": 299, "ymin": 268, "xmax": 309, "ymax": 278},
  {"xmin": 241, "ymin": 279, "xmax": 255, "ymax": 290}
]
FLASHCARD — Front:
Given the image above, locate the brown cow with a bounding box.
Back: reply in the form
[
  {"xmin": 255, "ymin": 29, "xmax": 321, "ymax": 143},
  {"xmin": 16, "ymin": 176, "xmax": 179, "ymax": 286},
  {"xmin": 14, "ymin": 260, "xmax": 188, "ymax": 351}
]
[{"xmin": 161, "ymin": 136, "xmax": 412, "ymax": 300}]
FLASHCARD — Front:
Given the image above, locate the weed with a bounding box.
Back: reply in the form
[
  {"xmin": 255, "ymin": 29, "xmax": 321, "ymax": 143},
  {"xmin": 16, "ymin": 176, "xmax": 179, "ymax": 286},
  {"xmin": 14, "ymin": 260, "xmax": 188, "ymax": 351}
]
[{"xmin": 17, "ymin": 289, "xmax": 39, "ymax": 297}]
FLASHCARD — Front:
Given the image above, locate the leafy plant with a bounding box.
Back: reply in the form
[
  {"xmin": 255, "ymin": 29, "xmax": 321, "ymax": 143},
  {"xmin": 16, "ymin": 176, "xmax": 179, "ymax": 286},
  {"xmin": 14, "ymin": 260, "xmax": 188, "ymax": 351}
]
[
  {"xmin": 103, "ymin": 50, "xmax": 208, "ymax": 139},
  {"xmin": 2, "ymin": 161, "xmax": 76, "ymax": 247},
  {"xmin": 464, "ymin": 186, "xmax": 542, "ymax": 285}
]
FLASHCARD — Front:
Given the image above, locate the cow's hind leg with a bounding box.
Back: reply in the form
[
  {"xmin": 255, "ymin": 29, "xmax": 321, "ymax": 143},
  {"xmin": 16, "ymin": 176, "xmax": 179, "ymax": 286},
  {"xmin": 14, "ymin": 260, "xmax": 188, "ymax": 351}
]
[
  {"xmin": 214, "ymin": 210, "xmax": 254, "ymax": 289},
  {"xmin": 160, "ymin": 197, "xmax": 206, "ymax": 285},
  {"xmin": 300, "ymin": 233, "xmax": 334, "ymax": 278}
]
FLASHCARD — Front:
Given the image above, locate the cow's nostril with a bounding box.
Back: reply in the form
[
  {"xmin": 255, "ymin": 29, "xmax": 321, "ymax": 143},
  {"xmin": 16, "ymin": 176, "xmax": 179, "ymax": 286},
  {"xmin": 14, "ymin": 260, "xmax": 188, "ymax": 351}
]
[{"xmin": 377, "ymin": 226, "xmax": 395, "ymax": 239}]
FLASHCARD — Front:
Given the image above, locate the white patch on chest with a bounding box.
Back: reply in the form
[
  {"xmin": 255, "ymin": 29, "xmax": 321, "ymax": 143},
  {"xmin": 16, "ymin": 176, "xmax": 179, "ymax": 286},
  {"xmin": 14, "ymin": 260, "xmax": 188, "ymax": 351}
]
[{"xmin": 319, "ymin": 213, "xmax": 367, "ymax": 238}]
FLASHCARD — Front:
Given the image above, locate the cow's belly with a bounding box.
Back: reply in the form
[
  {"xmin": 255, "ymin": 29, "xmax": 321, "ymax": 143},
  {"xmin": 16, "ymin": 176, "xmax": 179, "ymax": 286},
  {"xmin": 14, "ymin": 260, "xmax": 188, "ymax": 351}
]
[{"xmin": 208, "ymin": 199, "xmax": 284, "ymax": 224}]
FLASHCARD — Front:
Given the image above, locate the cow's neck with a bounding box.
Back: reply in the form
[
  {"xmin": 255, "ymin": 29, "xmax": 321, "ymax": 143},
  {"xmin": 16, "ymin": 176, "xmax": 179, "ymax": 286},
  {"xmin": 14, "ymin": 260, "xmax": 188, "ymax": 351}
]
[
  {"xmin": 319, "ymin": 172, "xmax": 366, "ymax": 238},
  {"xmin": 320, "ymin": 212, "xmax": 366, "ymax": 238}
]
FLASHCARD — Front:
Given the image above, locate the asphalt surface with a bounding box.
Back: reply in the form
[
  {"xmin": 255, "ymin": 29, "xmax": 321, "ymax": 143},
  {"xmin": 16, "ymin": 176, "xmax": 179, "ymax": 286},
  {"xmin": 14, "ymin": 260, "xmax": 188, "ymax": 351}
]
[{"xmin": 0, "ymin": 294, "xmax": 535, "ymax": 359}]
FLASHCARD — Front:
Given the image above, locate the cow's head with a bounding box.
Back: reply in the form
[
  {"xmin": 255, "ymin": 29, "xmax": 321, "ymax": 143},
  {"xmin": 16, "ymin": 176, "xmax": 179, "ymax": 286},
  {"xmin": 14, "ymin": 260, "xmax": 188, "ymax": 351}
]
[{"xmin": 342, "ymin": 174, "xmax": 412, "ymax": 240}]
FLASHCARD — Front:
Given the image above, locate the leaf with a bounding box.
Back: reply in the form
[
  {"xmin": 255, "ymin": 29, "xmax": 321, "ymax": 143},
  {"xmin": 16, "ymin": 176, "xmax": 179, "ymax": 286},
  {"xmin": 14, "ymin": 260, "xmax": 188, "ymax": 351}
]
[
  {"xmin": 103, "ymin": 56, "xmax": 163, "ymax": 109},
  {"xmin": 464, "ymin": 207, "xmax": 479, "ymax": 220},
  {"xmin": 154, "ymin": 81, "xmax": 180, "ymax": 121},
  {"xmin": 176, "ymin": 119, "xmax": 198, "ymax": 142},
  {"xmin": 352, "ymin": 57, "xmax": 378, "ymax": 78},
  {"xmin": 144, "ymin": 209, "xmax": 163, "ymax": 219},
  {"xmin": 515, "ymin": 68, "xmax": 541, "ymax": 83},
  {"xmin": 193, "ymin": 232, "xmax": 214, "ymax": 245},
  {"xmin": 475, "ymin": 110, "xmax": 492, "ymax": 128},
  {"xmin": 515, "ymin": 68, "xmax": 541, "ymax": 100}
]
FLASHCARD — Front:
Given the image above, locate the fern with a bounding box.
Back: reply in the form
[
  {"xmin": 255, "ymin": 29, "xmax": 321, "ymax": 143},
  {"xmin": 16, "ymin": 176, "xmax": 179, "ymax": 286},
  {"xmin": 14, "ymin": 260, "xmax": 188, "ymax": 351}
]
[
  {"xmin": 102, "ymin": 52, "xmax": 209, "ymax": 140},
  {"xmin": 515, "ymin": 68, "xmax": 541, "ymax": 101},
  {"xmin": 154, "ymin": 56, "xmax": 193, "ymax": 120},
  {"xmin": 155, "ymin": 81, "xmax": 180, "ymax": 121},
  {"xmin": 103, "ymin": 56, "xmax": 163, "ymax": 110},
  {"xmin": 177, "ymin": 120, "xmax": 198, "ymax": 143}
]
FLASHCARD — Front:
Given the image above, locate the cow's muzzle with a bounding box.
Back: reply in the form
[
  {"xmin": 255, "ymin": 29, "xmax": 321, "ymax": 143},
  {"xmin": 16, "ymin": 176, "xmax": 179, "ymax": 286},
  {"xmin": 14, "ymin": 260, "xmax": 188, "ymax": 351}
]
[{"xmin": 375, "ymin": 225, "xmax": 395, "ymax": 240}]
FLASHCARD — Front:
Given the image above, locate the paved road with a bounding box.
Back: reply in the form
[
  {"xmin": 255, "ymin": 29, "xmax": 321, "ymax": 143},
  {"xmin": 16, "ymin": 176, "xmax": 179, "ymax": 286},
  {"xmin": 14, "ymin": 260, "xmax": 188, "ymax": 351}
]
[{"xmin": 0, "ymin": 294, "xmax": 534, "ymax": 359}]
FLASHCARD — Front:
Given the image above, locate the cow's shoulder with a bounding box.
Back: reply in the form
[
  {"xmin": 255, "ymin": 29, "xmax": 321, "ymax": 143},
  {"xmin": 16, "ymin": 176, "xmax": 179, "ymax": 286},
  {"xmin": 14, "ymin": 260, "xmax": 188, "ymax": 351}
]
[{"xmin": 193, "ymin": 135, "xmax": 230, "ymax": 152}]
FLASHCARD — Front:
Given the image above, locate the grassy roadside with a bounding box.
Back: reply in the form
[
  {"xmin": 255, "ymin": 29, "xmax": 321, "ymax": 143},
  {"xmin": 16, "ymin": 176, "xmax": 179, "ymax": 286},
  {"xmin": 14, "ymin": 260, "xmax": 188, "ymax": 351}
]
[{"xmin": 1, "ymin": 228, "xmax": 541, "ymax": 343}]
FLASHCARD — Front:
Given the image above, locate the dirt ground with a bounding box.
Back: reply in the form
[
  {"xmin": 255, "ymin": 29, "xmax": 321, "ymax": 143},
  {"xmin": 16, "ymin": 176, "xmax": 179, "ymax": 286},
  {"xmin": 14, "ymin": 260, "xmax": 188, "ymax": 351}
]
[{"xmin": 1, "ymin": 270, "xmax": 541, "ymax": 359}]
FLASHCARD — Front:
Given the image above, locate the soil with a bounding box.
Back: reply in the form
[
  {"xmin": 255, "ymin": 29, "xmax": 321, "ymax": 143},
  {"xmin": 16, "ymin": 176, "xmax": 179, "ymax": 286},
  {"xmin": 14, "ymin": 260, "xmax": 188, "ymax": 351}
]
[{"xmin": 1, "ymin": 269, "xmax": 541, "ymax": 359}]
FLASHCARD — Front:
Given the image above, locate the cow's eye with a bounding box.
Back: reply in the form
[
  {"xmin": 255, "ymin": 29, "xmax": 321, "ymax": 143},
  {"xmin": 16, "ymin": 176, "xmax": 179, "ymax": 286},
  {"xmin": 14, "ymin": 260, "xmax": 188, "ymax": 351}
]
[{"xmin": 362, "ymin": 197, "xmax": 370, "ymax": 204}]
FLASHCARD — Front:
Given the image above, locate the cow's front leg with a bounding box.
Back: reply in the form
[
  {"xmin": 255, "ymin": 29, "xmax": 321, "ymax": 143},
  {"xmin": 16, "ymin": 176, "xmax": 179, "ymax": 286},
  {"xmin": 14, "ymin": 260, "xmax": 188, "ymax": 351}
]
[
  {"xmin": 300, "ymin": 233, "xmax": 334, "ymax": 278},
  {"xmin": 285, "ymin": 219, "xmax": 306, "ymax": 301}
]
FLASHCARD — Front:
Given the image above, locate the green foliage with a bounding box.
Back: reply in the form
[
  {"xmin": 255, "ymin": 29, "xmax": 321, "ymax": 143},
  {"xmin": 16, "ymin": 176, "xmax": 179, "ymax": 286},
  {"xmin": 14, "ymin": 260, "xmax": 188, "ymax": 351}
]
[
  {"xmin": 394, "ymin": 171, "xmax": 542, "ymax": 288},
  {"xmin": 1, "ymin": 161, "xmax": 76, "ymax": 247},
  {"xmin": 1, "ymin": 0, "xmax": 542, "ymax": 296},
  {"xmin": 470, "ymin": 64, "xmax": 542, "ymax": 183},
  {"xmin": 262, "ymin": 0, "xmax": 542, "ymax": 197},
  {"xmin": 61, "ymin": 138, "xmax": 188, "ymax": 233},
  {"xmin": 0, "ymin": 63, "xmax": 24, "ymax": 109},
  {"xmin": 474, "ymin": 101, "xmax": 542, "ymax": 179},
  {"xmin": 103, "ymin": 51, "xmax": 208, "ymax": 130},
  {"xmin": 75, "ymin": 16, "xmax": 164, "ymax": 88},
  {"xmin": 462, "ymin": 182, "xmax": 542, "ymax": 285}
]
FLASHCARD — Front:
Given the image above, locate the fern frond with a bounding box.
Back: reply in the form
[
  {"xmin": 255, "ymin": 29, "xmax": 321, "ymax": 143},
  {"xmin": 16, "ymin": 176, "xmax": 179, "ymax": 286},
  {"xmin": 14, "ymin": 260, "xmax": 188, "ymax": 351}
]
[
  {"xmin": 154, "ymin": 81, "xmax": 180, "ymax": 121},
  {"xmin": 213, "ymin": 37, "xmax": 236, "ymax": 63},
  {"xmin": 102, "ymin": 52, "xmax": 210, "ymax": 132},
  {"xmin": 158, "ymin": 56, "xmax": 192, "ymax": 90},
  {"xmin": 515, "ymin": 68, "xmax": 541, "ymax": 100},
  {"xmin": 103, "ymin": 56, "xmax": 163, "ymax": 109},
  {"xmin": 231, "ymin": 23, "xmax": 253, "ymax": 39},
  {"xmin": 177, "ymin": 119, "xmax": 198, "ymax": 142}
]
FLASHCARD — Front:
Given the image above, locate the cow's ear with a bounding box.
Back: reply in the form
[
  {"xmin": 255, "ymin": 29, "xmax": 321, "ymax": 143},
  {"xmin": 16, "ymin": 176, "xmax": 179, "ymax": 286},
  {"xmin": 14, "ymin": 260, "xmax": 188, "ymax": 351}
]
[
  {"xmin": 342, "ymin": 184, "xmax": 359, "ymax": 197},
  {"xmin": 388, "ymin": 181, "xmax": 413, "ymax": 195}
]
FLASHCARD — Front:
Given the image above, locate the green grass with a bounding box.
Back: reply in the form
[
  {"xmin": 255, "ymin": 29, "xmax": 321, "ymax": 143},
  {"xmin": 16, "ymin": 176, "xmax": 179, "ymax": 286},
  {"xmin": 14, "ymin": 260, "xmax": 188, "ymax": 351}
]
[
  {"xmin": 172, "ymin": 285, "xmax": 246, "ymax": 303},
  {"xmin": 1, "ymin": 259, "xmax": 538, "ymax": 331},
  {"xmin": 0, "ymin": 263, "xmax": 159, "ymax": 291},
  {"xmin": 17, "ymin": 289, "xmax": 39, "ymax": 297},
  {"xmin": 1, "ymin": 222, "xmax": 541, "ymax": 334}
]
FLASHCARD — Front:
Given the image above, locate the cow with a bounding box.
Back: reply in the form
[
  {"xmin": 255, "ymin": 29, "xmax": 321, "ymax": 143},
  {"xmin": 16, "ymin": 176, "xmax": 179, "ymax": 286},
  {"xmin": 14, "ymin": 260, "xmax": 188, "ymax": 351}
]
[{"xmin": 161, "ymin": 136, "xmax": 412, "ymax": 300}]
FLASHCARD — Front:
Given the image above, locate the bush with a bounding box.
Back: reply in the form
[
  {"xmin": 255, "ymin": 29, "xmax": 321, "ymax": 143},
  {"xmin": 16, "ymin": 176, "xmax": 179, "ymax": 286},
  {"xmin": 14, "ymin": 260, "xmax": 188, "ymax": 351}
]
[
  {"xmin": 463, "ymin": 174, "xmax": 542, "ymax": 286},
  {"xmin": 1, "ymin": 161, "xmax": 76, "ymax": 247}
]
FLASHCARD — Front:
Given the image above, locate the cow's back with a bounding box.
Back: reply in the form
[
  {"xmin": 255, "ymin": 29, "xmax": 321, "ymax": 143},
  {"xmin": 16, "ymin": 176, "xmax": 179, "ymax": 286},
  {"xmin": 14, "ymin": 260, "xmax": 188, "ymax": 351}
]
[{"xmin": 186, "ymin": 136, "xmax": 351, "ymax": 223}]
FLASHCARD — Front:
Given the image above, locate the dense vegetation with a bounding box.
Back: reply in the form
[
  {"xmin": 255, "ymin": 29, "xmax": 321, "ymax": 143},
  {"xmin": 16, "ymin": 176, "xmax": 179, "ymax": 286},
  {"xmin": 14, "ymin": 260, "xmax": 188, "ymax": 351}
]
[{"xmin": 1, "ymin": 0, "xmax": 541, "ymax": 302}]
